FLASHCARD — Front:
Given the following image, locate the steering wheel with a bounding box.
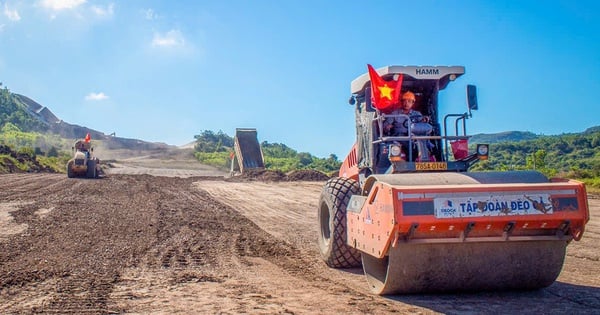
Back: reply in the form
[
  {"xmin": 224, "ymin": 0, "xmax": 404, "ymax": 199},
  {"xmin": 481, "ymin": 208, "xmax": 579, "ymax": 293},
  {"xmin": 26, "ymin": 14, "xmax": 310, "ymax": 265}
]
[{"xmin": 402, "ymin": 115, "xmax": 424, "ymax": 128}]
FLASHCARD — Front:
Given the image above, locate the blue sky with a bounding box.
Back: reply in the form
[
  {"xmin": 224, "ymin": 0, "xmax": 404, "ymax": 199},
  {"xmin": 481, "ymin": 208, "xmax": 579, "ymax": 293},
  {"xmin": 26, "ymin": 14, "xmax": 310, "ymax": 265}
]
[{"xmin": 1, "ymin": 1, "xmax": 598, "ymax": 158}]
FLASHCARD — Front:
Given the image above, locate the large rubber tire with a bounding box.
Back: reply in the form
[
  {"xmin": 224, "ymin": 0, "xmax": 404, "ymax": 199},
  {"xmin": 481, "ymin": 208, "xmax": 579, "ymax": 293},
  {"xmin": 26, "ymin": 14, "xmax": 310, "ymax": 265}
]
[
  {"xmin": 317, "ymin": 177, "xmax": 362, "ymax": 268},
  {"xmin": 67, "ymin": 161, "xmax": 75, "ymax": 178},
  {"xmin": 86, "ymin": 160, "xmax": 97, "ymax": 178}
]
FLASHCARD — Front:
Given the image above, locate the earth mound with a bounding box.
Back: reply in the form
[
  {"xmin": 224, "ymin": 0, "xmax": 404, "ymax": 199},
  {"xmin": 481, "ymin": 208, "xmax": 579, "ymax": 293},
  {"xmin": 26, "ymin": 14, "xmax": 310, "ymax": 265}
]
[
  {"xmin": 236, "ymin": 169, "xmax": 287, "ymax": 181},
  {"xmin": 286, "ymin": 169, "xmax": 330, "ymax": 181},
  {"xmin": 228, "ymin": 169, "xmax": 331, "ymax": 182},
  {"xmin": 0, "ymin": 145, "xmax": 56, "ymax": 174}
]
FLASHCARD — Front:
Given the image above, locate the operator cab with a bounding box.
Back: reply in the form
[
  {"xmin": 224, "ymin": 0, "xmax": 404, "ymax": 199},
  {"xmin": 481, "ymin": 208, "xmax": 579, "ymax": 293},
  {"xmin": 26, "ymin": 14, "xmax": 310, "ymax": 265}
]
[
  {"xmin": 73, "ymin": 140, "xmax": 93, "ymax": 159},
  {"xmin": 346, "ymin": 65, "xmax": 486, "ymax": 183}
]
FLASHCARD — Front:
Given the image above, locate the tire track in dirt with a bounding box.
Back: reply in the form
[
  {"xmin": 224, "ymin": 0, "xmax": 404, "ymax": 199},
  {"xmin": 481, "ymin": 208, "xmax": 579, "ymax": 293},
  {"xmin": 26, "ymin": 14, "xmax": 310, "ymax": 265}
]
[
  {"xmin": 194, "ymin": 181, "xmax": 322, "ymax": 246},
  {"xmin": 1, "ymin": 173, "xmax": 599, "ymax": 314},
  {"xmin": 105, "ymin": 161, "xmax": 227, "ymax": 178},
  {"xmin": 193, "ymin": 178, "xmax": 600, "ymax": 314},
  {"xmin": 0, "ymin": 174, "xmax": 383, "ymax": 314},
  {"xmin": 0, "ymin": 173, "xmax": 68, "ymax": 197},
  {"xmin": 193, "ymin": 180, "xmax": 376, "ymax": 290},
  {"xmin": 1, "ymin": 174, "xmax": 163, "ymax": 313}
]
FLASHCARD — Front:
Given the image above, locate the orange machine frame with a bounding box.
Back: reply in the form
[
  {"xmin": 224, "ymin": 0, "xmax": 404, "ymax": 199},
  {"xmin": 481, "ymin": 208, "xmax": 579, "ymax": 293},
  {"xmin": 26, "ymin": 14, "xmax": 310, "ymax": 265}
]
[{"xmin": 347, "ymin": 179, "xmax": 589, "ymax": 259}]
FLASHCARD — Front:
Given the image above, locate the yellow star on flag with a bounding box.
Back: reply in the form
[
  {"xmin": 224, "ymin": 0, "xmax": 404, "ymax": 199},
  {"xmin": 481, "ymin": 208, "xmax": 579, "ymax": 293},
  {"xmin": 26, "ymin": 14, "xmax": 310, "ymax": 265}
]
[{"xmin": 378, "ymin": 84, "xmax": 394, "ymax": 100}]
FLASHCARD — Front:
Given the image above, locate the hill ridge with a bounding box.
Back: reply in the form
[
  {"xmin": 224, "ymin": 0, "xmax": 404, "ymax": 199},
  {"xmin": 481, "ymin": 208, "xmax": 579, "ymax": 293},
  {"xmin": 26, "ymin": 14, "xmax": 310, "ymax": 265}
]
[{"xmin": 2, "ymin": 89, "xmax": 174, "ymax": 151}]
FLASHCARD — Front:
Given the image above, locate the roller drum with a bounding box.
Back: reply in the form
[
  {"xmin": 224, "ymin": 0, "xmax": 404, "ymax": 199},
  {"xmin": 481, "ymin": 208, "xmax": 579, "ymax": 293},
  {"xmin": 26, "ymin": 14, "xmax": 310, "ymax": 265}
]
[{"xmin": 363, "ymin": 240, "xmax": 567, "ymax": 294}]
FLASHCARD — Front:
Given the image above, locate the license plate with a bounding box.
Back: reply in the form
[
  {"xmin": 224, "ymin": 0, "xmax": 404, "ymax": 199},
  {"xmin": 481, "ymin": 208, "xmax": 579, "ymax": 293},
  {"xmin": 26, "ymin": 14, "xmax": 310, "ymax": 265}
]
[{"xmin": 416, "ymin": 162, "xmax": 447, "ymax": 171}]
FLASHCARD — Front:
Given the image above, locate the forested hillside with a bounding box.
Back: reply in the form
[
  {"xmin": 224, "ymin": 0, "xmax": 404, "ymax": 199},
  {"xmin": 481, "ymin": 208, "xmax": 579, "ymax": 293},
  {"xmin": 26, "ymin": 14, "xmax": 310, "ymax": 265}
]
[
  {"xmin": 193, "ymin": 130, "xmax": 341, "ymax": 174},
  {"xmin": 0, "ymin": 84, "xmax": 48, "ymax": 133},
  {"xmin": 471, "ymin": 129, "xmax": 599, "ymax": 172},
  {"xmin": 470, "ymin": 127, "xmax": 600, "ymax": 190},
  {"xmin": 0, "ymin": 84, "xmax": 71, "ymax": 172},
  {"xmin": 469, "ymin": 131, "xmax": 539, "ymax": 144}
]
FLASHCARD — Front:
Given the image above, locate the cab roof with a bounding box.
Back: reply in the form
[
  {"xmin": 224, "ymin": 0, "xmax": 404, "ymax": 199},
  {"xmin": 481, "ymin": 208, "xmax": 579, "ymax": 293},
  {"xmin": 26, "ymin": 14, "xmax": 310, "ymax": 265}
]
[
  {"xmin": 351, "ymin": 65, "xmax": 465, "ymax": 94},
  {"xmin": 74, "ymin": 140, "xmax": 91, "ymax": 150}
]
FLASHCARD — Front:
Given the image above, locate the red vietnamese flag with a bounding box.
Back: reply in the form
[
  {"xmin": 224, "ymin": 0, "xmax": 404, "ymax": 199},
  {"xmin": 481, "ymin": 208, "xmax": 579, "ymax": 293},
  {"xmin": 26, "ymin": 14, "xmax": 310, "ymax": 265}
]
[
  {"xmin": 367, "ymin": 64, "xmax": 403, "ymax": 112},
  {"xmin": 84, "ymin": 133, "xmax": 91, "ymax": 143}
]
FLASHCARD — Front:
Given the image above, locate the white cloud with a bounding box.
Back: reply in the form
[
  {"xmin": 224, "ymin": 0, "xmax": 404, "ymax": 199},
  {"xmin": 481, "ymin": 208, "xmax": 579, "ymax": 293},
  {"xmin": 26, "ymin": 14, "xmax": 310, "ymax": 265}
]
[
  {"xmin": 152, "ymin": 29, "xmax": 185, "ymax": 47},
  {"xmin": 144, "ymin": 8, "xmax": 157, "ymax": 20},
  {"xmin": 39, "ymin": 0, "xmax": 86, "ymax": 11},
  {"xmin": 85, "ymin": 92, "xmax": 109, "ymax": 101},
  {"xmin": 91, "ymin": 3, "xmax": 113, "ymax": 17},
  {"xmin": 4, "ymin": 3, "xmax": 21, "ymax": 21}
]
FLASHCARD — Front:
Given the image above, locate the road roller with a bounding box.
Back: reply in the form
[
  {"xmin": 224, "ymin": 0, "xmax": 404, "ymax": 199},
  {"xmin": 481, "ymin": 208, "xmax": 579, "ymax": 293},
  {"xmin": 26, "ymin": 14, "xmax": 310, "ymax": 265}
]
[{"xmin": 317, "ymin": 65, "xmax": 589, "ymax": 294}]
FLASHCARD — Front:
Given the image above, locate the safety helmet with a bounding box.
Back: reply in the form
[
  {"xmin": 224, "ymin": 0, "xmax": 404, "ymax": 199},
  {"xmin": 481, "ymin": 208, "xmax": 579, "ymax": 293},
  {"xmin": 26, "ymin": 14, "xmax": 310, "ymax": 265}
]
[{"xmin": 402, "ymin": 91, "xmax": 416, "ymax": 101}]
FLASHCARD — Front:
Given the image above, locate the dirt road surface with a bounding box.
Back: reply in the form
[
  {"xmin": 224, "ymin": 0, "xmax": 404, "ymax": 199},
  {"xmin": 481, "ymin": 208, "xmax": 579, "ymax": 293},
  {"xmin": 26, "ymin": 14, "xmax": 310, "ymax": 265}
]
[{"xmin": 1, "ymin": 161, "xmax": 599, "ymax": 314}]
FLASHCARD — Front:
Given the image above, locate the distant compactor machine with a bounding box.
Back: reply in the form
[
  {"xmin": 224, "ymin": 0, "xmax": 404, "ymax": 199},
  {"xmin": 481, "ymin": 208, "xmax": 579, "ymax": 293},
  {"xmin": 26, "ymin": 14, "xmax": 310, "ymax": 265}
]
[
  {"xmin": 317, "ymin": 65, "xmax": 590, "ymax": 294},
  {"xmin": 67, "ymin": 135, "xmax": 101, "ymax": 178}
]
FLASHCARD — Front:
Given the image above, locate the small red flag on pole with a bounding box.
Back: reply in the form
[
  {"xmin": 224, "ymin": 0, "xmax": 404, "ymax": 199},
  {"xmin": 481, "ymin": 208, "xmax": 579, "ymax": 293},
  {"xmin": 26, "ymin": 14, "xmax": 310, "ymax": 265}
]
[
  {"xmin": 84, "ymin": 133, "xmax": 91, "ymax": 143},
  {"xmin": 367, "ymin": 64, "xmax": 403, "ymax": 113}
]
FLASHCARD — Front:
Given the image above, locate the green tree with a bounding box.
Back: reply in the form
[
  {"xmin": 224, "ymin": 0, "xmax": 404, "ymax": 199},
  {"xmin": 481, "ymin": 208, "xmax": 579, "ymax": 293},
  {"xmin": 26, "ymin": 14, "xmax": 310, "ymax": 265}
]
[
  {"xmin": 47, "ymin": 146, "xmax": 59, "ymax": 157},
  {"xmin": 18, "ymin": 146, "xmax": 36, "ymax": 158},
  {"xmin": 297, "ymin": 152, "xmax": 313, "ymax": 166},
  {"xmin": 591, "ymin": 135, "xmax": 600, "ymax": 148},
  {"xmin": 1, "ymin": 122, "xmax": 21, "ymax": 133},
  {"xmin": 526, "ymin": 149, "xmax": 547, "ymax": 170},
  {"xmin": 194, "ymin": 130, "xmax": 234, "ymax": 153}
]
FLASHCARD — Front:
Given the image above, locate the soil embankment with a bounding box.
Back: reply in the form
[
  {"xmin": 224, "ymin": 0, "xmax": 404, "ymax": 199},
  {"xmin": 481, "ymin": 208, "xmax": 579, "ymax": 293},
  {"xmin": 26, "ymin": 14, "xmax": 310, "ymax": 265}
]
[{"xmin": 1, "ymin": 157, "xmax": 599, "ymax": 314}]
